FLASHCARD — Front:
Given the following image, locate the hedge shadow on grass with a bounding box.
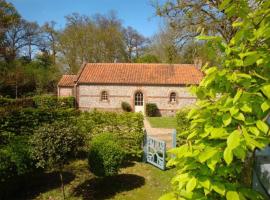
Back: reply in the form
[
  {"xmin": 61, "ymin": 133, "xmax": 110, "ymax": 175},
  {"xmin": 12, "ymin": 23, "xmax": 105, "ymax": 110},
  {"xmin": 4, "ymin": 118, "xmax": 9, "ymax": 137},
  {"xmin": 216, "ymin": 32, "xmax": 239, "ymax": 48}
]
[
  {"xmin": 0, "ymin": 171, "xmax": 75, "ymax": 200},
  {"xmin": 73, "ymin": 174, "xmax": 145, "ymax": 200}
]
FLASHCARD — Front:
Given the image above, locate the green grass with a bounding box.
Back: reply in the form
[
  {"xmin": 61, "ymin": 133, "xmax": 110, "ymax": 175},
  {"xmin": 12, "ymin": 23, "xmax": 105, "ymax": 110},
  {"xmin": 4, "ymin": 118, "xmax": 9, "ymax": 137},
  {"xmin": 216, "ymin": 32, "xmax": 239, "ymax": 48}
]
[
  {"xmin": 147, "ymin": 117, "xmax": 177, "ymax": 129},
  {"xmin": 9, "ymin": 159, "xmax": 176, "ymax": 200}
]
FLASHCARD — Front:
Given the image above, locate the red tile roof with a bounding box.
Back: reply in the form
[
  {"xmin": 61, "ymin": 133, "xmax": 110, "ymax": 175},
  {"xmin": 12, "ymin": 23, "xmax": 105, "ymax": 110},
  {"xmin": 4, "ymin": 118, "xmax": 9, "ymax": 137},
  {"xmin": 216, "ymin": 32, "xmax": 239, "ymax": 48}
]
[
  {"xmin": 58, "ymin": 75, "xmax": 76, "ymax": 87},
  {"xmin": 76, "ymin": 63, "xmax": 203, "ymax": 85}
]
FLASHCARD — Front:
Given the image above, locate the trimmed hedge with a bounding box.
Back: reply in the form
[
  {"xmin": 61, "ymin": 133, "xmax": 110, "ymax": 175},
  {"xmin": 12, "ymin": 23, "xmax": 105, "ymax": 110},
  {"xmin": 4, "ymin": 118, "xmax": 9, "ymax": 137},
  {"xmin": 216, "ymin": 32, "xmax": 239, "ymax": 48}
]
[
  {"xmin": 77, "ymin": 110, "xmax": 144, "ymax": 158},
  {"xmin": 33, "ymin": 95, "xmax": 75, "ymax": 109},
  {"xmin": 88, "ymin": 133, "xmax": 125, "ymax": 177},
  {"xmin": 146, "ymin": 103, "xmax": 159, "ymax": 117},
  {"xmin": 121, "ymin": 101, "xmax": 132, "ymax": 112},
  {"xmin": 0, "ymin": 97, "xmax": 34, "ymax": 108}
]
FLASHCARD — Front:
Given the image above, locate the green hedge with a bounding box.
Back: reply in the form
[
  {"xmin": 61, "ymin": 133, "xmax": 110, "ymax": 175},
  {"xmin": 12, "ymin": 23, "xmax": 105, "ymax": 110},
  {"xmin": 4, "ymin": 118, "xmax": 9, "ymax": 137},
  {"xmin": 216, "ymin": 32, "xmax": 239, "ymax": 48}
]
[
  {"xmin": 77, "ymin": 110, "xmax": 144, "ymax": 158},
  {"xmin": 33, "ymin": 95, "xmax": 75, "ymax": 109},
  {"xmin": 88, "ymin": 133, "xmax": 125, "ymax": 177},
  {"xmin": 0, "ymin": 107, "xmax": 79, "ymax": 136},
  {"xmin": 121, "ymin": 101, "xmax": 132, "ymax": 112},
  {"xmin": 176, "ymin": 109, "xmax": 190, "ymax": 146},
  {"xmin": 146, "ymin": 103, "xmax": 159, "ymax": 117},
  {"xmin": 0, "ymin": 96, "xmax": 75, "ymax": 109},
  {"xmin": 0, "ymin": 97, "xmax": 34, "ymax": 108}
]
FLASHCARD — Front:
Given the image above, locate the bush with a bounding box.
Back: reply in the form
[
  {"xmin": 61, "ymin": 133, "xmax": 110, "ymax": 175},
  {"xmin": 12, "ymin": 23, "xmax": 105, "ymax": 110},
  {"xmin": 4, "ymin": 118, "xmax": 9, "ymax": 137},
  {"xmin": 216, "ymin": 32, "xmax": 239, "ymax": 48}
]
[
  {"xmin": 77, "ymin": 110, "xmax": 144, "ymax": 158},
  {"xmin": 146, "ymin": 103, "xmax": 159, "ymax": 117},
  {"xmin": 33, "ymin": 95, "xmax": 75, "ymax": 109},
  {"xmin": 0, "ymin": 97, "xmax": 34, "ymax": 108},
  {"xmin": 0, "ymin": 136, "xmax": 34, "ymax": 182},
  {"xmin": 121, "ymin": 101, "xmax": 132, "ymax": 112},
  {"xmin": 88, "ymin": 133, "xmax": 125, "ymax": 177},
  {"xmin": 175, "ymin": 109, "xmax": 190, "ymax": 145}
]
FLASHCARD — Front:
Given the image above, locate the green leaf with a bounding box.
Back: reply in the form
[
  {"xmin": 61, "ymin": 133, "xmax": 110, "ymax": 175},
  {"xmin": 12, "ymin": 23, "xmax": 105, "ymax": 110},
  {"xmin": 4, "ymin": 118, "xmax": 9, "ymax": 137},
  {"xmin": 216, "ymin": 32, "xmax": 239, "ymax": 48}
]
[
  {"xmin": 249, "ymin": 126, "xmax": 260, "ymax": 136},
  {"xmin": 256, "ymin": 120, "xmax": 269, "ymax": 134},
  {"xmin": 205, "ymin": 67, "xmax": 217, "ymax": 75},
  {"xmin": 233, "ymin": 112, "xmax": 245, "ymax": 121},
  {"xmin": 226, "ymin": 191, "xmax": 240, "ymax": 200},
  {"xmin": 261, "ymin": 85, "xmax": 270, "ymax": 99},
  {"xmin": 198, "ymin": 147, "xmax": 219, "ymax": 163},
  {"xmin": 240, "ymin": 104, "xmax": 252, "ymax": 113},
  {"xmin": 199, "ymin": 179, "xmax": 211, "ymax": 190},
  {"xmin": 261, "ymin": 101, "xmax": 270, "ymax": 112},
  {"xmin": 210, "ymin": 128, "xmax": 228, "ymax": 139},
  {"xmin": 243, "ymin": 52, "xmax": 260, "ymax": 66},
  {"xmin": 230, "ymin": 107, "xmax": 239, "ymax": 116},
  {"xmin": 233, "ymin": 147, "xmax": 246, "ymax": 160},
  {"xmin": 227, "ymin": 130, "xmax": 241, "ymax": 150},
  {"xmin": 233, "ymin": 89, "xmax": 242, "ymax": 104},
  {"xmin": 224, "ymin": 147, "xmax": 233, "ymax": 165},
  {"xmin": 186, "ymin": 177, "xmax": 197, "ymax": 192},
  {"xmin": 212, "ymin": 182, "xmax": 226, "ymax": 196},
  {"xmin": 222, "ymin": 113, "xmax": 232, "ymax": 126}
]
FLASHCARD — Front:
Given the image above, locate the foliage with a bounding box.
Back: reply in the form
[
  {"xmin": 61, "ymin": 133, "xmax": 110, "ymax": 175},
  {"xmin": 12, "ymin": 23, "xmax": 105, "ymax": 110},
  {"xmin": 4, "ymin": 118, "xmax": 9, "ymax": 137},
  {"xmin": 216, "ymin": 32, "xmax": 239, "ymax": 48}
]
[
  {"xmin": 175, "ymin": 109, "xmax": 190, "ymax": 145},
  {"xmin": 0, "ymin": 135, "xmax": 33, "ymax": 182},
  {"xmin": 77, "ymin": 110, "xmax": 144, "ymax": 158},
  {"xmin": 30, "ymin": 121, "xmax": 83, "ymax": 170},
  {"xmin": 146, "ymin": 103, "xmax": 159, "ymax": 117},
  {"xmin": 33, "ymin": 95, "xmax": 75, "ymax": 109},
  {"xmin": 163, "ymin": 1, "xmax": 270, "ymax": 199},
  {"xmin": 121, "ymin": 101, "xmax": 132, "ymax": 112},
  {"xmin": 135, "ymin": 54, "xmax": 160, "ymax": 63},
  {"xmin": 88, "ymin": 133, "xmax": 125, "ymax": 177},
  {"xmin": 30, "ymin": 121, "xmax": 84, "ymax": 199},
  {"xmin": 0, "ymin": 97, "xmax": 34, "ymax": 107}
]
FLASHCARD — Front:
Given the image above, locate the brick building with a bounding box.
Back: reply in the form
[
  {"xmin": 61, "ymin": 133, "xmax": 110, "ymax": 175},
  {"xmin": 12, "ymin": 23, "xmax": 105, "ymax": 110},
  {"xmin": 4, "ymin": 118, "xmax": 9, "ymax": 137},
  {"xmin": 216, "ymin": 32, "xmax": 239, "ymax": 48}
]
[{"xmin": 57, "ymin": 63, "xmax": 203, "ymax": 116}]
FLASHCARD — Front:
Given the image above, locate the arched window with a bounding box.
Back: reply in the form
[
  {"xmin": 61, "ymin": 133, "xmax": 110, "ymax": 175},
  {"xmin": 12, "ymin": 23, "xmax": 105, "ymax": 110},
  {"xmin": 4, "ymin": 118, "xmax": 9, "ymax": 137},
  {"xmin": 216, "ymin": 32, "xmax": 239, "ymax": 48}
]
[
  {"xmin": 169, "ymin": 92, "xmax": 176, "ymax": 103},
  {"xmin": 135, "ymin": 91, "xmax": 143, "ymax": 106},
  {"xmin": 101, "ymin": 91, "xmax": 108, "ymax": 101}
]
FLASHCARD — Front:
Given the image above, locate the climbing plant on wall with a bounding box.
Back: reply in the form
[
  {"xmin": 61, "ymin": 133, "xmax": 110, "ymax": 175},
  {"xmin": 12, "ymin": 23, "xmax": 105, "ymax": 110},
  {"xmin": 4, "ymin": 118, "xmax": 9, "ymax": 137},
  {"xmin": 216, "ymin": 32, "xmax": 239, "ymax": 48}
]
[{"xmin": 162, "ymin": 0, "xmax": 270, "ymax": 199}]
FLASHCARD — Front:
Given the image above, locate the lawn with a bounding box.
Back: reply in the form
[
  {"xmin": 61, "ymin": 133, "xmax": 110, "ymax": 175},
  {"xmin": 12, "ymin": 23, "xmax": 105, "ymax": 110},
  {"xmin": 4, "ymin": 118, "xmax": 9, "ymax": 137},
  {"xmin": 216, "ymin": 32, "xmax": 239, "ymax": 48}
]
[
  {"xmin": 147, "ymin": 117, "xmax": 177, "ymax": 129},
  {"xmin": 7, "ymin": 160, "xmax": 176, "ymax": 200}
]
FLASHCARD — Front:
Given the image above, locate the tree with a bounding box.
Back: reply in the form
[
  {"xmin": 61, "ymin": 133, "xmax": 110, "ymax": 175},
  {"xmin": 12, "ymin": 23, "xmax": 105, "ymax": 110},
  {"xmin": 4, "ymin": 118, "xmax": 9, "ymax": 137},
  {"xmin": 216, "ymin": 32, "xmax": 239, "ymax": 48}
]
[
  {"xmin": 123, "ymin": 26, "xmax": 147, "ymax": 62},
  {"xmin": 162, "ymin": 0, "xmax": 270, "ymax": 199},
  {"xmin": 154, "ymin": 0, "xmax": 237, "ymax": 43},
  {"xmin": 30, "ymin": 121, "xmax": 83, "ymax": 199},
  {"xmin": 41, "ymin": 21, "xmax": 58, "ymax": 64},
  {"xmin": 58, "ymin": 12, "xmax": 128, "ymax": 73},
  {"xmin": 0, "ymin": 0, "xmax": 20, "ymax": 60},
  {"xmin": 4, "ymin": 19, "xmax": 40, "ymax": 62},
  {"xmin": 147, "ymin": 24, "xmax": 181, "ymax": 63}
]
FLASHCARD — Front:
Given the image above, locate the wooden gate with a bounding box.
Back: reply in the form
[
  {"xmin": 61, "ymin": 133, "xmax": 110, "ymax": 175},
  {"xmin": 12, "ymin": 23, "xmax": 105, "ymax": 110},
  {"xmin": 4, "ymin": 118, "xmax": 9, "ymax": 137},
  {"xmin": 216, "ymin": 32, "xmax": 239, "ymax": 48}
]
[{"xmin": 145, "ymin": 136, "xmax": 166, "ymax": 170}]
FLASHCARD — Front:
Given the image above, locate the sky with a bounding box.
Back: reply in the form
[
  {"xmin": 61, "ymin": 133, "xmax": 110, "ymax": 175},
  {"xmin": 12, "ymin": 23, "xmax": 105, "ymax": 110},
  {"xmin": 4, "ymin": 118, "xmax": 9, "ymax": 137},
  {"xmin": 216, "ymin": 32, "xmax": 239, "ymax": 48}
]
[{"xmin": 7, "ymin": 0, "xmax": 163, "ymax": 37}]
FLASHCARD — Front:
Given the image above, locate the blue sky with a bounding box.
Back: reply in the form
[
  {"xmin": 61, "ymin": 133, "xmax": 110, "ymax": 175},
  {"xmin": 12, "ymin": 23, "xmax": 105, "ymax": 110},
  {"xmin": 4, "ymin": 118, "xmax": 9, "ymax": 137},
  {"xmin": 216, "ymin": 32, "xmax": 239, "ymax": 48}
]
[{"xmin": 8, "ymin": 0, "xmax": 162, "ymax": 37}]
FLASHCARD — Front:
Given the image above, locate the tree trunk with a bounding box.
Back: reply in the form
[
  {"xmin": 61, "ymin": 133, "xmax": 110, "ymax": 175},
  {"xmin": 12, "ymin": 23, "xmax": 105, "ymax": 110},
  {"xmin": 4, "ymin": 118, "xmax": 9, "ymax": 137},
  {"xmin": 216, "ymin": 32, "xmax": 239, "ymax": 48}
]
[{"xmin": 59, "ymin": 169, "xmax": 65, "ymax": 200}]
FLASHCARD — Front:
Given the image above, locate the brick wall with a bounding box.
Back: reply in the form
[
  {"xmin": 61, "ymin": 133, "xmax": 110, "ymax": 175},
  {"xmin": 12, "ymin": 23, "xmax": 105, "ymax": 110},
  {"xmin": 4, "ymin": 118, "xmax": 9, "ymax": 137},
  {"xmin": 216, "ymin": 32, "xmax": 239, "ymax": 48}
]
[
  {"xmin": 58, "ymin": 87, "xmax": 74, "ymax": 97},
  {"xmin": 78, "ymin": 84, "xmax": 196, "ymax": 116}
]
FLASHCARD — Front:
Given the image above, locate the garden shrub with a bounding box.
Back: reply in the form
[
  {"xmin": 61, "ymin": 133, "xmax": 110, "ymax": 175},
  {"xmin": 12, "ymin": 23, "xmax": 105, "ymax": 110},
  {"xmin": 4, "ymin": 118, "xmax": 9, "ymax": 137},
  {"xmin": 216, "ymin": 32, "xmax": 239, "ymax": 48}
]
[
  {"xmin": 0, "ymin": 136, "xmax": 34, "ymax": 182},
  {"xmin": 146, "ymin": 103, "xmax": 159, "ymax": 117},
  {"xmin": 0, "ymin": 97, "xmax": 34, "ymax": 108},
  {"xmin": 30, "ymin": 121, "xmax": 84, "ymax": 199},
  {"xmin": 33, "ymin": 95, "xmax": 75, "ymax": 109},
  {"xmin": 77, "ymin": 110, "xmax": 144, "ymax": 158},
  {"xmin": 121, "ymin": 101, "xmax": 132, "ymax": 112},
  {"xmin": 88, "ymin": 133, "xmax": 125, "ymax": 177},
  {"xmin": 0, "ymin": 107, "xmax": 79, "ymax": 136},
  {"xmin": 175, "ymin": 109, "xmax": 190, "ymax": 145}
]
